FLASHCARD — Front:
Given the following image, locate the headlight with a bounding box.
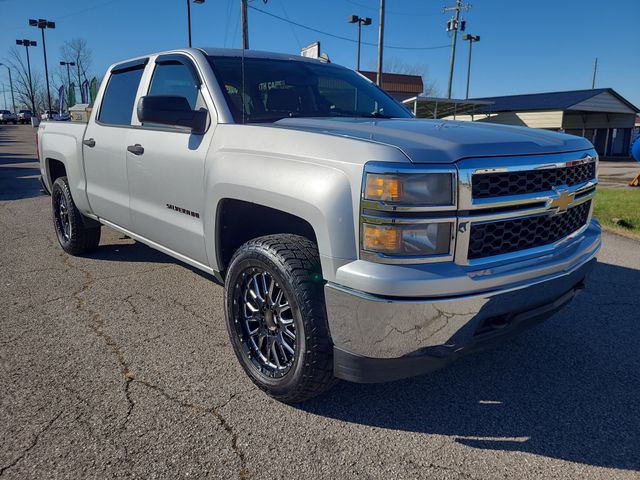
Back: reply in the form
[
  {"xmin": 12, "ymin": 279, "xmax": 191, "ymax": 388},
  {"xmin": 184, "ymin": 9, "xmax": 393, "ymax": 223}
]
[
  {"xmin": 362, "ymin": 222, "xmax": 452, "ymax": 257},
  {"xmin": 364, "ymin": 172, "xmax": 454, "ymax": 206},
  {"xmin": 360, "ymin": 163, "xmax": 457, "ymax": 264}
]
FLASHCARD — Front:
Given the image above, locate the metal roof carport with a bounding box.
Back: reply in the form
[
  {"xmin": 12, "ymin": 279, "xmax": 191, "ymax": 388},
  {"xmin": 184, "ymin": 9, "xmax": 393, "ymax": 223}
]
[{"xmin": 402, "ymin": 96, "xmax": 494, "ymax": 119}]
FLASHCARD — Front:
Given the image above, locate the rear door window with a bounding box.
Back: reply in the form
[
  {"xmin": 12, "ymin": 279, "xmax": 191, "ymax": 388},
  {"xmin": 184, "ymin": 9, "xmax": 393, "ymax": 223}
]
[{"xmin": 98, "ymin": 65, "xmax": 145, "ymax": 126}]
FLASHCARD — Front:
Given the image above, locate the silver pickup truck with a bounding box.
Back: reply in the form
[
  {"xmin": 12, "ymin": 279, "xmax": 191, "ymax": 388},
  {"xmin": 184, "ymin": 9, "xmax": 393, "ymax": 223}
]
[{"xmin": 38, "ymin": 48, "xmax": 600, "ymax": 403}]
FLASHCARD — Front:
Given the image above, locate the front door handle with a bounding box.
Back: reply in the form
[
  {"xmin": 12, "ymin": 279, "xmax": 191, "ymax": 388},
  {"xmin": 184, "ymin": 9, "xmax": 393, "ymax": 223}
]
[
  {"xmin": 83, "ymin": 138, "xmax": 96, "ymax": 148},
  {"xmin": 127, "ymin": 144, "xmax": 144, "ymax": 156}
]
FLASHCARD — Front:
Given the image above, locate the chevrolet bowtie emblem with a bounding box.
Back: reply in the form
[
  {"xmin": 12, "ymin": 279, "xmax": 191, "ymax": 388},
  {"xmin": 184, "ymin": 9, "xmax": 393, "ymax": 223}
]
[{"xmin": 549, "ymin": 189, "xmax": 575, "ymax": 214}]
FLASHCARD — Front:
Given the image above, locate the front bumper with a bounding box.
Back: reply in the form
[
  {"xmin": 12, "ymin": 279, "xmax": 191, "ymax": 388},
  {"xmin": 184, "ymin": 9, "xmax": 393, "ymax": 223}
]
[{"xmin": 326, "ymin": 220, "xmax": 600, "ymax": 383}]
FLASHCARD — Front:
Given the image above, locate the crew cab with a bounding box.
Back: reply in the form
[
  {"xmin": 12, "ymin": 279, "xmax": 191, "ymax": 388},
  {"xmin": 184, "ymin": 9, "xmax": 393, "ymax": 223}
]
[{"xmin": 38, "ymin": 48, "xmax": 600, "ymax": 402}]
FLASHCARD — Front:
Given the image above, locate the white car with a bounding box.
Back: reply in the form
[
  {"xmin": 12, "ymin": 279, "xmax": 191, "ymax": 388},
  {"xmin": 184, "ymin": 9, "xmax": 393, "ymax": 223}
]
[
  {"xmin": 18, "ymin": 110, "xmax": 33, "ymax": 124},
  {"xmin": 41, "ymin": 110, "xmax": 60, "ymax": 121}
]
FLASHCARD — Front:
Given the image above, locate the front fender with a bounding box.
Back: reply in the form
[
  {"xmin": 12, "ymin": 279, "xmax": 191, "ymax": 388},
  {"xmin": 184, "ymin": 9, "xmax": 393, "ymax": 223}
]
[{"xmin": 204, "ymin": 151, "xmax": 358, "ymax": 280}]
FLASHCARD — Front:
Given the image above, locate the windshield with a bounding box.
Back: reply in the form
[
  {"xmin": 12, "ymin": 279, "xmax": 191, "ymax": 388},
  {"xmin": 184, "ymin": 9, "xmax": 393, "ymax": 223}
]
[{"xmin": 207, "ymin": 56, "xmax": 413, "ymax": 124}]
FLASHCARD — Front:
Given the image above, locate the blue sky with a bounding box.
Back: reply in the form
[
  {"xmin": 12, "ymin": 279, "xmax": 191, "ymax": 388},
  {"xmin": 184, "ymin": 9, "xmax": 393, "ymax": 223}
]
[{"xmin": 0, "ymin": 0, "xmax": 638, "ymax": 107}]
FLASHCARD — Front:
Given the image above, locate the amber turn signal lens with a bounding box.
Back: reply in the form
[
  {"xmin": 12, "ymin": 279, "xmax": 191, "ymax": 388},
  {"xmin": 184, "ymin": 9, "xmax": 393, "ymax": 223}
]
[
  {"xmin": 363, "ymin": 224, "xmax": 401, "ymax": 254},
  {"xmin": 365, "ymin": 174, "xmax": 402, "ymax": 201}
]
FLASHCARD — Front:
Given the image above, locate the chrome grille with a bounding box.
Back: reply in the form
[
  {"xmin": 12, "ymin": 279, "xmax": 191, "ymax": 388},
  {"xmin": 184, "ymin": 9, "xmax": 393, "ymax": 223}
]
[
  {"xmin": 467, "ymin": 201, "xmax": 591, "ymax": 260},
  {"xmin": 472, "ymin": 162, "xmax": 596, "ymax": 199}
]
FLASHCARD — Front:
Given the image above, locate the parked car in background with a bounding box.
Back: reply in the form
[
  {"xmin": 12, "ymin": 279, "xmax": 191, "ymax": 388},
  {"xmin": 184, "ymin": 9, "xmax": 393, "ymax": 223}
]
[
  {"xmin": 37, "ymin": 48, "xmax": 601, "ymax": 403},
  {"xmin": 18, "ymin": 110, "xmax": 33, "ymax": 124},
  {"xmin": 0, "ymin": 110, "xmax": 17, "ymax": 124},
  {"xmin": 41, "ymin": 110, "xmax": 60, "ymax": 121}
]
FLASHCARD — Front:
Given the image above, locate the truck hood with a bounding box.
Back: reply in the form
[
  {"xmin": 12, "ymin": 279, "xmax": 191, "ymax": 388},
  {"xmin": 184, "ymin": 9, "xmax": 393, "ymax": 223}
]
[{"xmin": 271, "ymin": 117, "xmax": 593, "ymax": 163}]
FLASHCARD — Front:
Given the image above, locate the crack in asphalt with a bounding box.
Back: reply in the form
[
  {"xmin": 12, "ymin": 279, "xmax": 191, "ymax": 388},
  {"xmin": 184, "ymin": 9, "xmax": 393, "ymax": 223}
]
[
  {"xmin": 0, "ymin": 411, "xmax": 62, "ymax": 477},
  {"xmin": 60, "ymin": 253, "xmax": 250, "ymax": 479}
]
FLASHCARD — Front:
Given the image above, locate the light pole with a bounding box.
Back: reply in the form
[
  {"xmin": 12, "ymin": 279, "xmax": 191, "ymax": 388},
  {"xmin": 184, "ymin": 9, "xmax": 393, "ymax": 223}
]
[
  {"xmin": 187, "ymin": 0, "xmax": 205, "ymax": 48},
  {"xmin": 462, "ymin": 34, "xmax": 480, "ymax": 99},
  {"xmin": 376, "ymin": 0, "xmax": 385, "ymax": 86},
  {"xmin": 60, "ymin": 61, "xmax": 75, "ymax": 110},
  {"xmin": 0, "ymin": 63, "xmax": 16, "ymax": 113},
  {"xmin": 1, "ymin": 84, "xmax": 6, "ymax": 111},
  {"xmin": 348, "ymin": 15, "xmax": 372, "ymax": 71},
  {"xmin": 15, "ymin": 39, "xmax": 37, "ymax": 113},
  {"xmin": 29, "ymin": 18, "xmax": 56, "ymax": 114}
]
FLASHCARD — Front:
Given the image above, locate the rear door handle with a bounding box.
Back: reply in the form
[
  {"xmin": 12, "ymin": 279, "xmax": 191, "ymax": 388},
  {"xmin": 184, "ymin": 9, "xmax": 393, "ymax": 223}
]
[
  {"xmin": 83, "ymin": 138, "xmax": 96, "ymax": 148},
  {"xmin": 127, "ymin": 144, "xmax": 144, "ymax": 156}
]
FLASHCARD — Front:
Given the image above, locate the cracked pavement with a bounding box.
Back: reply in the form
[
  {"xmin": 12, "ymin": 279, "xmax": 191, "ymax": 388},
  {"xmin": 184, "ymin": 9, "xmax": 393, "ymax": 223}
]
[{"xmin": 1, "ymin": 124, "xmax": 640, "ymax": 479}]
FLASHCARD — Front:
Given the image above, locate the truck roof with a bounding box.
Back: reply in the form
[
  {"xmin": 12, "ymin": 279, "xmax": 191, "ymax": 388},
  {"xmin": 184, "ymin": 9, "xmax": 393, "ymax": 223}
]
[
  {"xmin": 199, "ymin": 48, "xmax": 327, "ymax": 64},
  {"xmin": 105, "ymin": 47, "xmax": 330, "ymax": 74}
]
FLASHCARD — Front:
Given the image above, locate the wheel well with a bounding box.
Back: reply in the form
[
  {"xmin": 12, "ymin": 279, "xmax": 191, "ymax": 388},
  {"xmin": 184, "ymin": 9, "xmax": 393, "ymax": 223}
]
[
  {"xmin": 216, "ymin": 199, "xmax": 318, "ymax": 274},
  {"xmin": 48, "ymin": 159, "xmax": 67, "ymax": 185}
]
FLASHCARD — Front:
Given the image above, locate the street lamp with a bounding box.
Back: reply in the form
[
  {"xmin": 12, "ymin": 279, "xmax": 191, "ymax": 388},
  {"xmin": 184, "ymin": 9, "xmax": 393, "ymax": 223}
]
[
  {"xmin": 187, "ymin": 0, "xmax": 205, "ymax": 48},
  {"xmin": 60, "ymin": 61, "xmax": 75, "ymax": 111},
  {"xmin": 0, "ymin": 63, "xmax": 16, "ymax": 113},
  {"xmin": 15, "ymin": 39, "xmax": 37, "ymax": 113},
  {"xmin": 462, "ymin": 33, "xmax": 480, "ymax": 100},
  {"xmin": 29, "ymin": 18, "xmax": 56, "ymax": 115},
  {"xmin": 348, "ymin": 15, "xmax": 372, "ymax": 72}
]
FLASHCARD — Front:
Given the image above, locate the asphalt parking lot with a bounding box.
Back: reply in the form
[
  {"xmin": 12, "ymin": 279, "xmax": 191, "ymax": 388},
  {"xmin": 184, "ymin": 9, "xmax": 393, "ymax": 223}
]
[{"xmin": 1, "ymin": 123, "xmax": 639, "ymax": 479}]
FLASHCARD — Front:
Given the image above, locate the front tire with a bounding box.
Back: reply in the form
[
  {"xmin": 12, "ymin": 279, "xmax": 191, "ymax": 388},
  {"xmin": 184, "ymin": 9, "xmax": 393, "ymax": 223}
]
[
  {"xmin": 224, "ymin": 234, "xmax": 335, "ymax": 403},
  {"xmin": 51, "ymin": 176, "xmax": 101, "ymax": 255}
]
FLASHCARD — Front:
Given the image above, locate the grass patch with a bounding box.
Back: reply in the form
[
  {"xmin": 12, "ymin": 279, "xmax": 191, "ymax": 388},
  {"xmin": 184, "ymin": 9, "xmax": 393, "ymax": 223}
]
[{"xmin": 594, "ymin": 188, "xmax": 640, "ymax": 236}]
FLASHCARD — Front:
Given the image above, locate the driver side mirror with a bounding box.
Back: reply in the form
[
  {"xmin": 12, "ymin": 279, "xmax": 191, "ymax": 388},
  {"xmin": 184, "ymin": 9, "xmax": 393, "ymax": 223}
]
[{"xmin": 137, "ymin": 95, "xmax": 207, "ymax": 134}]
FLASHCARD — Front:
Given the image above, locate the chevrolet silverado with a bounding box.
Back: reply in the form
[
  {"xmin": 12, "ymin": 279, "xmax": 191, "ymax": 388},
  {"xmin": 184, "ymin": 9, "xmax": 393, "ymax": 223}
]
[{"xmin": 38, "ymin": 48, "xmax": 600, "ymax": 402}]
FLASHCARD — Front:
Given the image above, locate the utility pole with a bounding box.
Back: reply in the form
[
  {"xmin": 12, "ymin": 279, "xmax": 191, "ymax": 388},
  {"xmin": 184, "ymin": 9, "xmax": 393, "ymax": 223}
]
[
  {"xmin": 376, "ymin": 0, "xmax": 385, "ymax": 86},
  {"xmin": 16, "ymin": 39, "xmax": 37, "ymax": 114},
  {"xmin": 462, "ymin": 34, "xmax": 480, "ymax": 99},
  {"xmin": 241, "ymin": 0, "xmax": 249, "ymax": 49},
  {"xmin": 0, "ymin": 63, "xmax": 16, "ymax": 113},
  {"xmin": 444, "ymin": 0, "xmax": 471, "ymax": 98},
  {"xmin": 591, "ymin": 57, "xmax": 598, "ymax": 89},
  {"xmin": 29, "ymin": 19, "xmax": 56, "ymax": 114},
  {"xmin": 348, "ymin": 15, "xmax": 372, "ymax": 71}
]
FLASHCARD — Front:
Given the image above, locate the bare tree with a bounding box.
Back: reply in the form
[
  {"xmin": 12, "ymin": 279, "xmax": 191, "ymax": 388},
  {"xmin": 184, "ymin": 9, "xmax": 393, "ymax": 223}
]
[
  {"xmin": 4, "ymin": 46, "xmax": 45, "ymax": 113},
  {"xmin": 59, "ymin": 38, "xmax": 93, "ymax": 102}
]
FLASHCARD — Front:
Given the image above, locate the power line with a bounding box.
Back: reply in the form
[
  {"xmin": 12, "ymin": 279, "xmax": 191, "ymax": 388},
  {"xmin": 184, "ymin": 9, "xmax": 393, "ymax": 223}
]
[
  {"xmin": 278, "ymin": 0, "xmax": 302, "ymax": 49},
  {"xmin": 223, "ymin": 0, "xmax": 234, "ymax": 47},
  {"xmin": 248, "ymin": 5, "xmax": 450, "ymax": 51},
  {"xmin": 345, "ymin": 0, "xmax": 441, "ymax": 17}
]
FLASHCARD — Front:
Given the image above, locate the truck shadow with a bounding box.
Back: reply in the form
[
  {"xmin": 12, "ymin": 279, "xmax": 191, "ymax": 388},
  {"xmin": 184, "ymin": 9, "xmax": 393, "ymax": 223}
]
[
  {"xmin": 83, "ymin": 240, "xmax": 218, "ymax": 282},
  {"xmin": 298, "ymin": 261, "xmax": 640, "ymax": 471},
  {"xmin": 0, "ymin": 161, "xmax": 44, "ymax": 200},
  {"xmin": 0, "ymin": 126, "xmax": 42, "ymax": 200}
]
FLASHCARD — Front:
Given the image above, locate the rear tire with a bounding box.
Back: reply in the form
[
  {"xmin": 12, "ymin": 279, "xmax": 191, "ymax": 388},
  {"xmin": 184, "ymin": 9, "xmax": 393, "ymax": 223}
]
[
  {"xmin": 51, "ymin": 176, "xmax": 101, "ymax": 255},
  {"xmin": 224, "ymin": 234, "xmax": 336, "ymax": 403}
]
